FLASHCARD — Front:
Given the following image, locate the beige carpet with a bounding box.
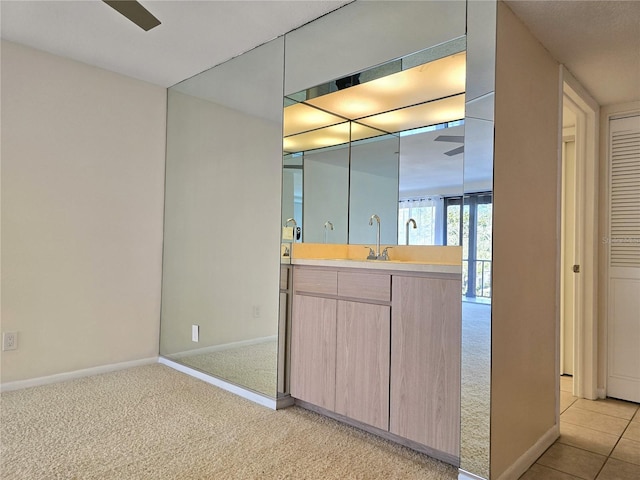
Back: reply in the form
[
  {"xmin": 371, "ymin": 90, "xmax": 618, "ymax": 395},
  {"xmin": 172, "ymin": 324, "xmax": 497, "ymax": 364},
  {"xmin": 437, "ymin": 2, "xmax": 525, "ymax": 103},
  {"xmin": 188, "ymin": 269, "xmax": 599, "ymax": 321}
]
[
  {"xmin": 460, "ymin": 301, "xmax": 491, "ymax": 478},
  {"xmin": 174, "ymin": 340, "xmax": 278, "ymax": 397},
  {"xmin": 1, "ymin": 364, "xmax": 458, "ymax": 480}
]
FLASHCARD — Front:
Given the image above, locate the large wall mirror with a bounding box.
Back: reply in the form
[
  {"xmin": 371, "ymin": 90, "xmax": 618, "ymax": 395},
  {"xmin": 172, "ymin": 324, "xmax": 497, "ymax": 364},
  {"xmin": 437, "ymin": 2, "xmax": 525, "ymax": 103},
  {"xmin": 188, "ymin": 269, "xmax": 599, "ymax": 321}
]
[
  {"xmin": 281, "ymin": 42, "xmax": 467, "ymax": 248},
  {"xmin": 160, "ymin": 37, "xmax": 285, "ymax": 399},
  {"xmin": 159, "ymin": 1, "xmax": 496, "ymax": 479},
  {"xmin": 280, "ymin": 2, "xmax": 496, "ymax": 478},
  {"xmin": 460, "ymin": 2, "xmax": 496, "ymax": 478}
]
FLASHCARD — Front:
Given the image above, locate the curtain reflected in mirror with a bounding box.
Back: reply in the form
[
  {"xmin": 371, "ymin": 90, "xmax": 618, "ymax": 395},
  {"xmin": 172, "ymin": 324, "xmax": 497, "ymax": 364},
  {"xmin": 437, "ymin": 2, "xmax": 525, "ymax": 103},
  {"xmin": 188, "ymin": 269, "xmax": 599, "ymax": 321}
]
[{"xmin": 159, "ymin": 37, "xmax": 285, "ymax": 398}]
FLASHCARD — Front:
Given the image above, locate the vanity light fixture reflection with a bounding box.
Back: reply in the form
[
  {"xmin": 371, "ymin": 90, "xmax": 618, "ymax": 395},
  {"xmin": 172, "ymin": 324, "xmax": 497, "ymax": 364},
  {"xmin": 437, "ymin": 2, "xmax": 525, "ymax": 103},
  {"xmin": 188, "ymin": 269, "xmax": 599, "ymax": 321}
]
[{"xmin": 283, "ymin": 52, "xmax": 467, "ymax": 154}]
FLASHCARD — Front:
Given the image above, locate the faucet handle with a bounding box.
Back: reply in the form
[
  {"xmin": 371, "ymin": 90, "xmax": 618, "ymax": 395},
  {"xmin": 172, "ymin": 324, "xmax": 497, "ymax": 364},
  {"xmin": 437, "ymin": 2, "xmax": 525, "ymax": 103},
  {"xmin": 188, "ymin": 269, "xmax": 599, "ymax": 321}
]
[
  {"xmin": 380, "ymin": 247, "xmax": 392, "ymax": 260},
  {"xmin": 364, "ymin": 246, "xmax": 377, "ymax": 260}
]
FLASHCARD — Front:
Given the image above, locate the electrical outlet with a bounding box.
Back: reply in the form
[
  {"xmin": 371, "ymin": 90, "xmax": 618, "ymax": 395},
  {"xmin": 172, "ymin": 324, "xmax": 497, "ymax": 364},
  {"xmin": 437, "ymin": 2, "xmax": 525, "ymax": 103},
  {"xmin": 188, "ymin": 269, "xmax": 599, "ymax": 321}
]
[
  {"xmin": 252, "ymin": 306, "xmax": 261, "ymax": 318},
  {"xmin": 191, "ymin": 325, "xmax": 199, "ymax": 342},
  {"xmin": 2, "ymin": 332, "xmax": 18, "ymax": 351}
]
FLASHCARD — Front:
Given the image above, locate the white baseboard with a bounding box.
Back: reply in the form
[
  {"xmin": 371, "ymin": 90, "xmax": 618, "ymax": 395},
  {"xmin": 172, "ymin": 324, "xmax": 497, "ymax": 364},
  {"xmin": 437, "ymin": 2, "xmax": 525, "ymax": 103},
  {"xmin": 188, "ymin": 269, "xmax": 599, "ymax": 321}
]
[
  {"xmin": 166, "ymin": 335, "xmax": 277, "ymax": 360},
  {"xmin": 0, "ymin": 357, "xmax": 159, "ymax": 393},
  {"xmin": 158, "ymin": 357, "xmax": 278, "ymax": 410},
  {"xmin": 458, "ymin": 469, "xmax": 487, "ymax": 480},
  {"xmin": 495, "ymin": 424, "xmax": 559, "ymax": 480}
]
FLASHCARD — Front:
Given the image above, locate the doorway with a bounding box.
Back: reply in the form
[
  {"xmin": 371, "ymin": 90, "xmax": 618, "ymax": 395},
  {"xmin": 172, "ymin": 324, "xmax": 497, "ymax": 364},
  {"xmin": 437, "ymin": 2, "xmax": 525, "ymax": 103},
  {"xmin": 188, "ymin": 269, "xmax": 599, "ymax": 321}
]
[
  {"xmin": 560, "ymin": 68, "xmax": 599, "ymax": 402},
  {"xmin": 560, "ymin": 115, "xmax": 577, "ymax": 378}
]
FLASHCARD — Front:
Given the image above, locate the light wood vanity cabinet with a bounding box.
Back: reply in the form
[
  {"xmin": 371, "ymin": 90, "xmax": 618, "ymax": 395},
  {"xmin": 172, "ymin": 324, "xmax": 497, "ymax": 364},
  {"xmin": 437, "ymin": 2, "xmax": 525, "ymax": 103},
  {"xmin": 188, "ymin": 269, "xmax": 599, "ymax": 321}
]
[
  {"xmin": 389, "ymin": 275, "xmax": 461, "ymax": 459},
  {"xmin": 290, "ymin": 267, "xmax": 391, "ymax": 428},
  {"xmin": 335, "ymin": 300, "xmax": 390, "ymax": 430},
  {"xmin": 290, "ymin": 294, "xmax": 337, "ymax": 410},
  {"xmin": 290, "ymin": 264, "xmax": 460, "ymax": 464}
]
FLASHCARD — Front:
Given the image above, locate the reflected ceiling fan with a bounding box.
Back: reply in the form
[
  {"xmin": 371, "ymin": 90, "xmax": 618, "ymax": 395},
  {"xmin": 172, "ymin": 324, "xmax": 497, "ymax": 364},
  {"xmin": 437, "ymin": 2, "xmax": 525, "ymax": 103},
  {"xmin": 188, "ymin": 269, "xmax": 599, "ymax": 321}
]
[
  {"xmin": 434, "ymin": 135, "xmax": 464, "ymax": 156},
  {"xmin": 103, "ymin": 0, "xmax": 161, "ymax": 31}
]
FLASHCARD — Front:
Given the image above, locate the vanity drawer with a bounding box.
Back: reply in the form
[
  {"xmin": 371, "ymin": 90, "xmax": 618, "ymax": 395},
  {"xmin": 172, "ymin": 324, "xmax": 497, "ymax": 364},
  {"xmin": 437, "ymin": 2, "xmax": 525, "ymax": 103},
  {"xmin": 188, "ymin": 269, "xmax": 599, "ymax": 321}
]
[
  {"xmin": 338, "ymin": 272, "xmax": 391, "ymax": 302},
  {"xmin": 294, "ymin": 268, "xmax": 338, "ymax": 295}
]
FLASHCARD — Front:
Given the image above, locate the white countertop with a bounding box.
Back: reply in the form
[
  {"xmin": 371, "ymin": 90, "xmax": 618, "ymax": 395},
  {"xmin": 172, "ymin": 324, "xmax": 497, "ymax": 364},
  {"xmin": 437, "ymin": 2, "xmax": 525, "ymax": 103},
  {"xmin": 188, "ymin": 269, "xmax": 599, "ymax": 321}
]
[{"xmin": 291, "ymin": 258, "xmax": 461, "ymax": 275}]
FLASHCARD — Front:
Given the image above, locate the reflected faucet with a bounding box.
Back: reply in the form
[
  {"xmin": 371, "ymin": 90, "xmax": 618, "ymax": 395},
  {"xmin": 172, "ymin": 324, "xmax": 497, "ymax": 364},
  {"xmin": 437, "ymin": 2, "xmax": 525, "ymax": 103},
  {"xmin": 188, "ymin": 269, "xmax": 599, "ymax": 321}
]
[
  {"xmin": 406, "ymin": 218, "xmax": 417, "ymax": 245},
  {"xmin": 285, "ymin": 218, "xmax": 297, "ymax": 242},
  {"xmin": 369, "ymin": 214, "xmax": 381, "ymax": 258},
  {"xmin": 323, "ymin": 221, "xmax": 334, "ymax": 243}
]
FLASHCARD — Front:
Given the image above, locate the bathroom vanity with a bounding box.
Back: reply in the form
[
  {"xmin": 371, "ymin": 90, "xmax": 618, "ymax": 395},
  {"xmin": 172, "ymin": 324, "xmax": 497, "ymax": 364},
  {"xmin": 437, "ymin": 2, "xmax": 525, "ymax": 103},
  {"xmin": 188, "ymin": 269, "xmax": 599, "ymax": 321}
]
[{"xmin": 289, "ymin": 247, "xmax": 461, "ymax": 466}]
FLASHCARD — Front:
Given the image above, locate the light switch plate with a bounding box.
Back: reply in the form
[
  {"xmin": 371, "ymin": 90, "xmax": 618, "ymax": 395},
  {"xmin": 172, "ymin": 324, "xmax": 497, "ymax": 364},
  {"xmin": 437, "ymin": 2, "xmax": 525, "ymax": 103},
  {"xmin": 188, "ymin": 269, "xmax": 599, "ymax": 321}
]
[{"xmin": 191, "ymin": 325, "xmax": 199, "ymax": 342}]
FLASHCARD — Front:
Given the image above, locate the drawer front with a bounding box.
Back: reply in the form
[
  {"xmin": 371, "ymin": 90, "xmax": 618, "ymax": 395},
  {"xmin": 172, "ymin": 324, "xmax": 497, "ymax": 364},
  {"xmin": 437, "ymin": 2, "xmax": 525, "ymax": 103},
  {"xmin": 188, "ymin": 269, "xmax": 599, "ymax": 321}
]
[
  {"xmin": 294, "ymin": 268, "xmax": 338, "ymax": 296},
  {"xmin": 338, "ymin": 272, "xmax": 391, "ymax": 302}
]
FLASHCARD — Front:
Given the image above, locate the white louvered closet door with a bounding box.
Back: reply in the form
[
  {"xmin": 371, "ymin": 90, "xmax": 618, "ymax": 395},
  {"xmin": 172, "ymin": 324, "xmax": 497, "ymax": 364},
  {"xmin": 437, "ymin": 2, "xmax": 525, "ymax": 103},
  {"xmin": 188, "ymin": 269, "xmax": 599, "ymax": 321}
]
[{"xmin": 607, "ymin": 115, "xmax": 640, "ymax": 403}]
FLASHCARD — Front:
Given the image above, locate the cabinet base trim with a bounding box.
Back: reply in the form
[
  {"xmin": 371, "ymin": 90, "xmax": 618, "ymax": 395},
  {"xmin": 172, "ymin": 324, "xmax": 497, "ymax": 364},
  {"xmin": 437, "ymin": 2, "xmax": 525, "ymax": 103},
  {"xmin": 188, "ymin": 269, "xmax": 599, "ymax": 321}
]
[{"xmin": 295, "ymin": 399, "xmax": 460, "ymax": 467}]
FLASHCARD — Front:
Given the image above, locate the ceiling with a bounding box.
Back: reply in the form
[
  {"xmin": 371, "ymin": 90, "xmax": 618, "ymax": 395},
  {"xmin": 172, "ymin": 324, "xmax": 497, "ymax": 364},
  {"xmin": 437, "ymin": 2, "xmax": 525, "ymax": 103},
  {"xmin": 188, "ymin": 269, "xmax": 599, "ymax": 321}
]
[
  {"xmin": 1, "ymin": 1, "xmax": 637, "ymax": 103},
  {"xmin": 504, "ymin": 0, "xmax": 640, "ymax": 106},
  {"xmin": 1, "ymin": 0, "xmax": 637, "ymax": 198},
  {"xmin": 0, "ymin": 1, "xmax": 351, "ymax": 87}
]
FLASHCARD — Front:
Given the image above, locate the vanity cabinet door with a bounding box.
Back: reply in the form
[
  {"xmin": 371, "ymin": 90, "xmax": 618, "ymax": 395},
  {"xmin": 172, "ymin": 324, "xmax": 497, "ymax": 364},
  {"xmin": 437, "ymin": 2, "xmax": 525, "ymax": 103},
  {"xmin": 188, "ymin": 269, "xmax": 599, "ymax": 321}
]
[
  {"xmin": 389, "ymin": 275, "xmax": 461, "ymax": 457},
  {"xmin": 290, "ymin": 294, "xmax": 337, "ymax": 410},
  {"xmin": 335, "ymin": 300, "xmax": 390, "ymax": 430}
]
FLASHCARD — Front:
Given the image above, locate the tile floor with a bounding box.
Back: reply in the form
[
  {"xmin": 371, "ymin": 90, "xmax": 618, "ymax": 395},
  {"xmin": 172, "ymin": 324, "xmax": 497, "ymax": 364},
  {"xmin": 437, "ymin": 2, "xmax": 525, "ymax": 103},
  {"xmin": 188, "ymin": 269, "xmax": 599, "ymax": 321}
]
[{"xmin": 520, "ymin": 376, "xmax": 640, "ymax": 479}]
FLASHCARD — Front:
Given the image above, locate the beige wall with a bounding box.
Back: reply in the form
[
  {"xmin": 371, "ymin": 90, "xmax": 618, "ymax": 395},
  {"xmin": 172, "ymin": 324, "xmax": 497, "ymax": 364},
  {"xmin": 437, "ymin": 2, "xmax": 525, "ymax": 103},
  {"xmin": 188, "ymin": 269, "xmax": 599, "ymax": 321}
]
[
  {"xmin": 1, "ymin": 41, "xmax": 167, "ymax": 383},
  {"xmin": 491, "ymin": 3, "xmax": 560, "ymax": 478}
]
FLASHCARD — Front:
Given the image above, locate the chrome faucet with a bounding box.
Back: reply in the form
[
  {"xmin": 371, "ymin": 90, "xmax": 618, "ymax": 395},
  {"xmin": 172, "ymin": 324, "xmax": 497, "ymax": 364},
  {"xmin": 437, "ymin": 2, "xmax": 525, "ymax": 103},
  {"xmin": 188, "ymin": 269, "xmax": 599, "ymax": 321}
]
[
  {"xmin": 323, "ymin": 221, "xmax": 334, "ymax": 243},
  {"xmin": 369, "ymin": 214, "xmax": 381, "ymax": 258},
  {"xmin": 405, "ymin": 218, "xmax": 417, "ymax": 245},
  {"xmin": 285, "ymin": 218, "xmax": 297, "ymax": 242}
]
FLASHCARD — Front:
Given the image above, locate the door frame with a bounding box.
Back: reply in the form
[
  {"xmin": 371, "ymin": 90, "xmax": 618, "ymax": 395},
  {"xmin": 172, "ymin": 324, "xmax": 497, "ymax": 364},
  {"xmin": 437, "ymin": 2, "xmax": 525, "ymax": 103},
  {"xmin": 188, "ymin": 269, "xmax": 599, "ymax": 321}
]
[{"xmin": 560, "ymin": 67, "xmax": 599, "ymax": 401}]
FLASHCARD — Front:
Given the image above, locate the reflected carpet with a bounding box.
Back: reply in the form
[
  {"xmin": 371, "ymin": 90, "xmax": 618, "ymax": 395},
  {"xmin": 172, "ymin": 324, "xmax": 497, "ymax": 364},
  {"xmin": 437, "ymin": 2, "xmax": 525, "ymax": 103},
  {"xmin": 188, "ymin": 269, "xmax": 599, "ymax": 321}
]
[{"xmin": 174, "ymin": 340, "xmax": 278, "ymax": 397}]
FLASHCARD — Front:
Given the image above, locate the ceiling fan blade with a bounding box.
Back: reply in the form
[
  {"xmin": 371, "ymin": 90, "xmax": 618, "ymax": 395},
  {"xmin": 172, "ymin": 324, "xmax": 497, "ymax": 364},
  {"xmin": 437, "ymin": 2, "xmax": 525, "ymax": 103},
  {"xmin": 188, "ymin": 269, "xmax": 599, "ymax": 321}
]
[
  {"xmin": 103, "ymin": 0, "xmax": 161, "ymax": 31},
  {"xmin": 434, "ymin": 135, "xmax": 464, "ymax": 143},
  {"xmin": 444, "ymin": 145, "xmax": 464, "ymax": 156}
]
